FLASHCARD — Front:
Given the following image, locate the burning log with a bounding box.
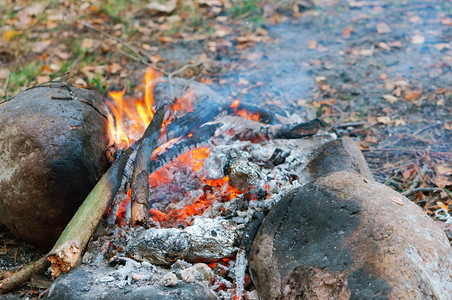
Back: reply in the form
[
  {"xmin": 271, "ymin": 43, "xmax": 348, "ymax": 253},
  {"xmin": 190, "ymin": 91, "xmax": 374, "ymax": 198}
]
[
  {"xmin": 48, "ymin": 99, "xmax": 171, "ymax": 277},
  {"xmin": 130, "ymin": 99, "xmax": 172, "ymax": 226},
  {"xmin": 150, "ymin": 123, "xmax": 221, "ymax": 173},
  {"xmin": 232, "ymin": 118, "xmax": 324, "ymax": 141}
]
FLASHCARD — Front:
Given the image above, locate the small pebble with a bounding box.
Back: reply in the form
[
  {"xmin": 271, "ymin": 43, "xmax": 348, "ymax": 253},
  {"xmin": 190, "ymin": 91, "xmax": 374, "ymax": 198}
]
[
  {"xmin": 162, "ymin": 272, "xmax": 178, "ymax": 287},
  {"xmin": 180, "ymin": 268, "xmax": 197, "ymax": 283}
]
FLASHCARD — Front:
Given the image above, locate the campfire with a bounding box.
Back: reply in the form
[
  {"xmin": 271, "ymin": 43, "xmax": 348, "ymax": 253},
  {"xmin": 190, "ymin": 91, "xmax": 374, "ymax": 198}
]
[
  {"xmin": 1, "ymin": 66, "xmax": 451, "ymax": 299},
  {"xmin": 69, "ymin": 66, "xmax": 328, "ymax": 299},
  {"xmin": 0, "ymin": 65, "xmax": 327, "ymax": 298}
]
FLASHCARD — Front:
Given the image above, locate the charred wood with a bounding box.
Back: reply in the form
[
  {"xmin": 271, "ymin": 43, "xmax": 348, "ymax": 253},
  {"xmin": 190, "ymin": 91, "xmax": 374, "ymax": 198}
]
[
  {"xmin": 131, "ymin": 99, "xmax": 172, "ymax": 227},
  {"xmin": 150, "ymin": 123, "xmax": 221, "ymax": 173},
  {"xmin": 127, "ymin": 218, "xmax": 238, "ymax": 265},
  {"xmin": 233, "ymin": 118, "xmax": 323, "ymax": 141}
]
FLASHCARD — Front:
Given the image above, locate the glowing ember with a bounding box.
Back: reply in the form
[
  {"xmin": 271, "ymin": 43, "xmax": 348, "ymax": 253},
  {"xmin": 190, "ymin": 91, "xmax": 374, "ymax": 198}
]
[
  {"xmin": 115, "ymin": 189, "xmax": 131, "ymax": 226},
  {"xmin": 230, "ymin": 99, "xmax": 259, "ymax": 122},
  {"xmin": 106, "ymin": 67, "xmax": 252, "ymax": 229}
]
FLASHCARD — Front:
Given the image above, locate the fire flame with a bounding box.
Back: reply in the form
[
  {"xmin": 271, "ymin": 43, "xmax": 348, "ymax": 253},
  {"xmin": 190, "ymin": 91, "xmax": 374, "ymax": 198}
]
[
  {"xmin": 106, "ymin": 67, "xmax": 262, "ymax": 229},
  {"xmin": 106, "ymin": 67, "xmax": 197, "ymax": 149},
  {"xmin": 106, "ymin": 66, "xmax": 160, "ymax": 149}
]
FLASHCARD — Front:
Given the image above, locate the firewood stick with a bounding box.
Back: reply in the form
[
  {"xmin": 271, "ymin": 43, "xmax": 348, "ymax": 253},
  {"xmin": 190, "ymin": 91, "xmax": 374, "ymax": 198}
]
[
  {"xmin": 49, "ymin": 101, "xmax": 171, "ymax": 275},
  {"xmin": 131, "ymin": 99, "xmax": 171, "ymax": 227},
  {"xmin": 150, "ymin": 123, "xmax": 221, "ymax": 173},
  {"xmin": 0, "ymin": 256, "xmax": 49, "ymax": 294},
  {"xmin": 47, "ymin": 147, "xmax": 134, "ymax": 278},
  {"xmin": 233, "ymin": 118, "xmax": 324, "ymax": 141}
]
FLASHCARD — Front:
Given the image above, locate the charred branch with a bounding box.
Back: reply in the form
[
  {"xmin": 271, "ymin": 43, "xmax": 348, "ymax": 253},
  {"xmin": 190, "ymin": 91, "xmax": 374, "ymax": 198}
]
[
  {"xmin": 131, "ymin": 99, "xmax": 172, "ymax": 227},
  {"xmin": 150, "ymin": 123, "xmax": 221, "ymax": 173},
  {"xmin": 233, "ymin": 118, "xmax": 324, "ymax": 141}
]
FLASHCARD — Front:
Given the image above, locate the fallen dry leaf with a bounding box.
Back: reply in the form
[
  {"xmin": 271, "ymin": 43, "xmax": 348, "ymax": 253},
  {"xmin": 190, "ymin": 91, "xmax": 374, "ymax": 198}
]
[
  {"xmin": 388, "ymin": 41, "xmax": 403, "ymax": 48},
  {"xmin": 197, "ymin": 0, "xmax": 222, "ymax": 6},
  {"xmin": 405, "ymin": 90, "xmax": 422, "ymax": 101},
  {"xmin": 409, "ymin": 15, "xmax": 423, "ymax": 23},
  {"xmin": 80, "ymin": 38, "xmax": 94, "ymax": 50},
  {"xmin": 238, "ymin": 77, "xmax": 250, "ymax": 85},
  {"xmin": 319, "ymin": 99, "xmax": 336, "ymax": 106},
  {"xmin": 377, "ymin": 22, "xmax": 391, "ymax": 34},
  {"xmin": 440, "ymin": 17, "xmax": 452, "ymax": 26},
  {"xmin": 376, "ymin": 116, "xmax": 391, "ymax": 125},
  {"xmin": 342, "ymin": 27, "xmax": 354, "ymax": 39},
  {"xmin": 432, "ymin": 176, "xmax": 452, "ymax": 188},
  {"xmin": 308, "ymin": 40, "xmax": 317, "ymax": 49},
  {"xmin": 390, "ymin": 197, "xmax": 404, "ymax": 206},
  {"xmin": 317, "ymin": 45, "xmax": 328, "ymax": 52},
  {"xmin": 434, "ymin": 43, "xmax": 451, "ymax": 51},
  {"xmin": 377, "ymin": 42, "xmax": 391, "ymax": 51},
  {"xmin": 436, "ymin": 164, "xmax": 452, "ymax": 176},
  {"xmin": 359, "ymin": 48, "xmax": 373, "ymax": 56},
  {"xmin": 213, "ymin": 24, "xmax": 232, "ymax": 38},
  {"xmin": 349, "ymin": 1, "xmax": 369, "ymax": 8},
  {"xmin": 411, "ymin": 35, "xmax": 425, "ymax": 44},
  {"xmin": 383, "ymin": 94, "xmax": 398, "ymax": 104},
  {"xmin": 393, "ymin": 119, "xmax": 406, "ymax": 126},
  {"xmin": 159, "ymin": 36, "xmax": 175, "ymax": 43},
  {"xmin": 37, "ymin": 75, "xmax": 50, "ymax": 84},
  {"xmin": 445, "ymin": 122, "xmax": 452, "ymax": 130},
  {"xmin": 3, "ymin": 29, "xmax": 20, "ymax": 41},
  {"xmin": 74, "ymin": 78, "xmax": 87, "ymax": 87},
  {"xmin": 0, "ymin": 69, "xmax": 10, "ymax": 80},
  {"xmin": 107, "ymin": 63, "xmax": 122, "ymax": 74},
  {"xmin": 146, "ymin": 0, "xmax": 177, "ymax": 14}
]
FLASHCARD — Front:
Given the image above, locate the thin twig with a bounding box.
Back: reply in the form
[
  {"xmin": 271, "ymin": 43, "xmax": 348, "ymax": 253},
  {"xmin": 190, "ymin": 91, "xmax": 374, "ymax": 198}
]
[
  {"xmin": 336, "ymin": 121, "xmax": 367, "ymax": 128},
  {"xmin": 72, "ymin": 18, "xmax": 163, "ymax": 72},
  {"xmin": 327, "ymin": 105, "xmax": 348, "ymax": 132},
  {"xmin": 2, "ymin": 75, "xmax": 9, "ymax": 99},
  {"xmin": 403, "ymin": 187, "xmax": 444, "ymax": 196}
]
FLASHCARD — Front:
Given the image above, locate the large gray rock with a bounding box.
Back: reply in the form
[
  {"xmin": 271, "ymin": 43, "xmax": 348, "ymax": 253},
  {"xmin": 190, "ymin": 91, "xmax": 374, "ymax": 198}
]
[
  {"xmin": 249, "ymin": 171, "xmax": 452, "ymax": 300},
  {"xmin": 303, "ymin": 136, "xmax": 374, "ymax": 181},
  {"xmin": 0, "ymin": 84, "xmax": 110, "ymax": 250}
]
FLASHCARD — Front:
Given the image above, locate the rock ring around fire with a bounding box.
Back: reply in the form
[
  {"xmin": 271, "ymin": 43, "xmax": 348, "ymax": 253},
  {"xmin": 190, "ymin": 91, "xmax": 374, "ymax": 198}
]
[
  {"xmin": 0, "ymin": 84, "xmax": 111, "ymax": 250},
  {"xmin": 249, "ymin": 171, "xmax": 452, "ymax": 299}
]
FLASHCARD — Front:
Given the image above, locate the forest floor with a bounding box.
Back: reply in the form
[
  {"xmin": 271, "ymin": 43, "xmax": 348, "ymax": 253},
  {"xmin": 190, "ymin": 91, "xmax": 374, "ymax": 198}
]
[{"xmin": 0, "ymin": 0, "xmax": 451, "ymax": 297}]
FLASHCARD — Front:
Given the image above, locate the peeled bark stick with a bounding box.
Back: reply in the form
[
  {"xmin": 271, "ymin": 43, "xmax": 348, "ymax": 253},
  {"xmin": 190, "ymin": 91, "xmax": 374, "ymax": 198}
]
[
  {"xmin": 47, "ymin": 147, "xmax": 134, "ymax": 278},
  {"xmin": 0, "ymin": 151, "xmax": 132, "ymax": 291},
  {"xmin": 131, "ymin": 99, "xmax": 171, "ymax": 226}
]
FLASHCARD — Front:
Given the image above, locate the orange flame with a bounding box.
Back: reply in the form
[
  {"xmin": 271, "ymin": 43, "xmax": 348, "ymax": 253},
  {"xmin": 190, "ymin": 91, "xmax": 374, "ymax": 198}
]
[
  {"xmin": 230, "ymin": 99, "xmax": 259, "ymax": 122},
  {"xmin": 106, "ymin": 66, "xmax": 161, "ymax": 149},
  {"xmin": 172, "ymin": 90, "xmax": 194, "ymax": 113}
]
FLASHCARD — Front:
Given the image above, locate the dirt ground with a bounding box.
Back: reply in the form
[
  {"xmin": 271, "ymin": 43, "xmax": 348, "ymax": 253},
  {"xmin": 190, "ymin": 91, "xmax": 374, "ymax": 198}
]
[{"xmin": 0, "ymin": 0, "xmax": 451, "ymax": 297}]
